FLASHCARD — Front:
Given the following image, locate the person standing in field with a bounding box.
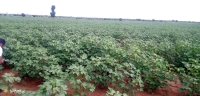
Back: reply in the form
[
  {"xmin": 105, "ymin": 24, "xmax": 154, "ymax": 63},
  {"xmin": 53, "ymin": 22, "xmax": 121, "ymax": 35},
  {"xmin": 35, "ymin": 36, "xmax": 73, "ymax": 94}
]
[{"xmin": 0, "ymin": 38, "xmax": 6, "ymax": 64}]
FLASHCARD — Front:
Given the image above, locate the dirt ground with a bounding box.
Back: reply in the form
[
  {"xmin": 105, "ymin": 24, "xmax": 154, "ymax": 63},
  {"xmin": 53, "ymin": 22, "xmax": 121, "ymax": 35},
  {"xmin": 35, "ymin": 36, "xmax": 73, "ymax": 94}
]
[{"xmin": 0, "ymin": 64, "xmax": 186, "ymax": 96}]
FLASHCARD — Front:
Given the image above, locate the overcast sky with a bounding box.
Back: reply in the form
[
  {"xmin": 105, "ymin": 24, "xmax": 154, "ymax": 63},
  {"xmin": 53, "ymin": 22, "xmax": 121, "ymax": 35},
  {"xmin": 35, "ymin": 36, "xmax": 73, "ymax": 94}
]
[{"xmin": 0, "ymin": 0, "xmax": 200, "ymax": 21}]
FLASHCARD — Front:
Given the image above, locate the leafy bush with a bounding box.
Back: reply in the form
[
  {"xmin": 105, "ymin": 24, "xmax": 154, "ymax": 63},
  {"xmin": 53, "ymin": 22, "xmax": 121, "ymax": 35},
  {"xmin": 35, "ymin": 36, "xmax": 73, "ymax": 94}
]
[
  {"xmin": 172, "ymin": 41, "xmax": 200, "ymax": 68},
  {"xmin": 0, "ymin": 73, "xmax": 21, "ymax": 94},
  {"xmin": 178, "ymin": 58, "xmax": 200, "ymax": 95},
  {"xmin": 124, "ymin": 43, "xmax": 175, "ymax": 92},
  {"xmin": 66, "ymin": 64, "xmax": 95, "ymax": 96},
  {"xmin": 62, "ymin": 36, "xmax": 144, "ymax": 95},
  {"xmin": 36, "ymin": 78, "xmax": 67, "ymax": 96},
  {"xmin": 8, "ymin": 42, "xmax": 59, "ymax": 78}
]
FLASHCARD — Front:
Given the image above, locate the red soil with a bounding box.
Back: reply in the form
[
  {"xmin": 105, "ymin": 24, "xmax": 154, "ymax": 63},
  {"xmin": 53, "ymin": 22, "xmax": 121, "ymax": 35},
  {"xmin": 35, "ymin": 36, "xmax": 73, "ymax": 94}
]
[{"xmin": 0, "ymin": 64, "xmax": 186, "ymax": 96}]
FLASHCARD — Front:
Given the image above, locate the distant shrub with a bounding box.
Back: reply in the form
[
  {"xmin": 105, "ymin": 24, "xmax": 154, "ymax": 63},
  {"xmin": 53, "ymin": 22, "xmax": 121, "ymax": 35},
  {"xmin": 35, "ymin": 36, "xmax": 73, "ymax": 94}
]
[{"xmin": 21, "ymin": 13, "xmax": 25, "ymax": 17}]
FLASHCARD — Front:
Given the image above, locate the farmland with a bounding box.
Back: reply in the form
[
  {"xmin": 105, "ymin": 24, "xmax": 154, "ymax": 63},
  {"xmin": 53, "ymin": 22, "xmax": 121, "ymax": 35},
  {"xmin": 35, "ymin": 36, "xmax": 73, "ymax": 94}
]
[{"xmin": 0, "ymin": 16, "xmax": 200, "ymax": 96}]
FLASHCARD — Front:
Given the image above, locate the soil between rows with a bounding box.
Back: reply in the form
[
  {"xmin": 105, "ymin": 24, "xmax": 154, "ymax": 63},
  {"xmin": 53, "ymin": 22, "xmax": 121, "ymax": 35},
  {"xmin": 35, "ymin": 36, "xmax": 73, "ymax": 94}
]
[{"xmin": 0, "ymin": 64, "xmax": 186, "ymax": 96}]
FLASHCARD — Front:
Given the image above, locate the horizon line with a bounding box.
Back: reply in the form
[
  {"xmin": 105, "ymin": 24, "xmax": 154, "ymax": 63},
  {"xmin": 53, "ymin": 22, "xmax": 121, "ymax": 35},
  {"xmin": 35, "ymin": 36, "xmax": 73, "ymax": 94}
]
[{"xmin": 1, "ymin": 13, "xmax": 200, "ymax": 23}]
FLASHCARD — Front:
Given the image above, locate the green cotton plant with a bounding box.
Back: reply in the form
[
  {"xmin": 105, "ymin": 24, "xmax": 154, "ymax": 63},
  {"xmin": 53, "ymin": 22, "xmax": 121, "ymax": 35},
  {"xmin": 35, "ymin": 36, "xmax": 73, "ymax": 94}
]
[
  {"xmin": 0, "ymin": 73, "xmax": 21, "ymax": 94},
  {"xmin": 66, "ymin": 64, "xmax": 95, "ymax": 96},
  {"xmin": 173, "ymin": 41, "xmax": 200, "ymax": 68},
  {"xmin": 125, "ymin": 44, "xmax": 175, "ymax": 92},
  {"xmin": 60, "ymin": 35, "xmax": 144, "ymax": 95},
  {"xmin": 46, "ymin": 38, "xmax": 82, "ymax": 69},
  {"xmin": 178, "ymin": 58, "xmax": 200, "ymax": 95},
  {"xmin": 87, "ymin": 56, "xmax": 143, "ymax": 95},
  {"xmin": 8, "ymin": 42, "xmax": 59, "ymax": 78},
  {"xmin": 141, "ymin": 55, "xmax": 174, "ymax": 92},
  {"xmin": 20, "ymin": 78, "xmax": 68, "ymax": 96},
  {"xmin": 122, "ymin": 39, "xmax": 200, "ymax": 70},
  {"xmin": 40, "ymin": 64, "xmax": 67, "ymax": 80},
  {"xmin": 74, "ymin": 36, "xmax": 143, "ymax": 95}
]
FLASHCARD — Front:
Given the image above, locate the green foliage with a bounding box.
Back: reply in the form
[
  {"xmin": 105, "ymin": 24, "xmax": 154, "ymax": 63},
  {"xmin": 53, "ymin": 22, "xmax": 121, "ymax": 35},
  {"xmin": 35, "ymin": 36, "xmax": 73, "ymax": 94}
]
[
  {"xmin": 0, "ymin": 16, "xmax": 200, "ymax": 95},
  {"xmin": 62, "ymin": 36, "xmax": 143, "ymax": 95},
  {"xmin": 178, "ymin": 58, "xmax": 200, "ymax": 95},
  {"xmin": 41, "ymin": 64, "xmax": 66, "ymax": 80},
  {"xmin": 66, "ymin": 64, "xmax": 95, "ymax": 95},
  {"xmin": 0, "ymin": 73, "xmax": 21, "ymax": 94},
  {"xmin": 0, "ymin": 65, "xmax": 3, "ymax": 72},
  {"xmin": 173, "ymin": 41, "xmax": 200, "ymax": 68},
  {"xmin": 124, "ymin": 44, "xmax": 175, "ymax": 92},
  {"xmin": 8, "ymin": 42, "xmax": 59, "ymax": 78},
  {"xmin": 36, "ymin": 78, "xmax": 67, "ymax": 96}
]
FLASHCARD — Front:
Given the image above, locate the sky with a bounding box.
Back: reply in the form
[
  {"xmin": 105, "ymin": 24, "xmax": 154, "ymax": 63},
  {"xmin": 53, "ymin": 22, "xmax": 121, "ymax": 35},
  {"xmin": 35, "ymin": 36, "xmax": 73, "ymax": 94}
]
[{"xmin": 0, "ymin": 0, "xmax": 200, "ymax": 21}]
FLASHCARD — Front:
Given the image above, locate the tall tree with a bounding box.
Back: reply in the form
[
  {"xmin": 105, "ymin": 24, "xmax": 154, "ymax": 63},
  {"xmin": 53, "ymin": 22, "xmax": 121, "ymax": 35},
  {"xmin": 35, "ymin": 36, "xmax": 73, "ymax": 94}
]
[{"xmin": 50, "ymin": 5, "xmax": 56, "ymax": 17}]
